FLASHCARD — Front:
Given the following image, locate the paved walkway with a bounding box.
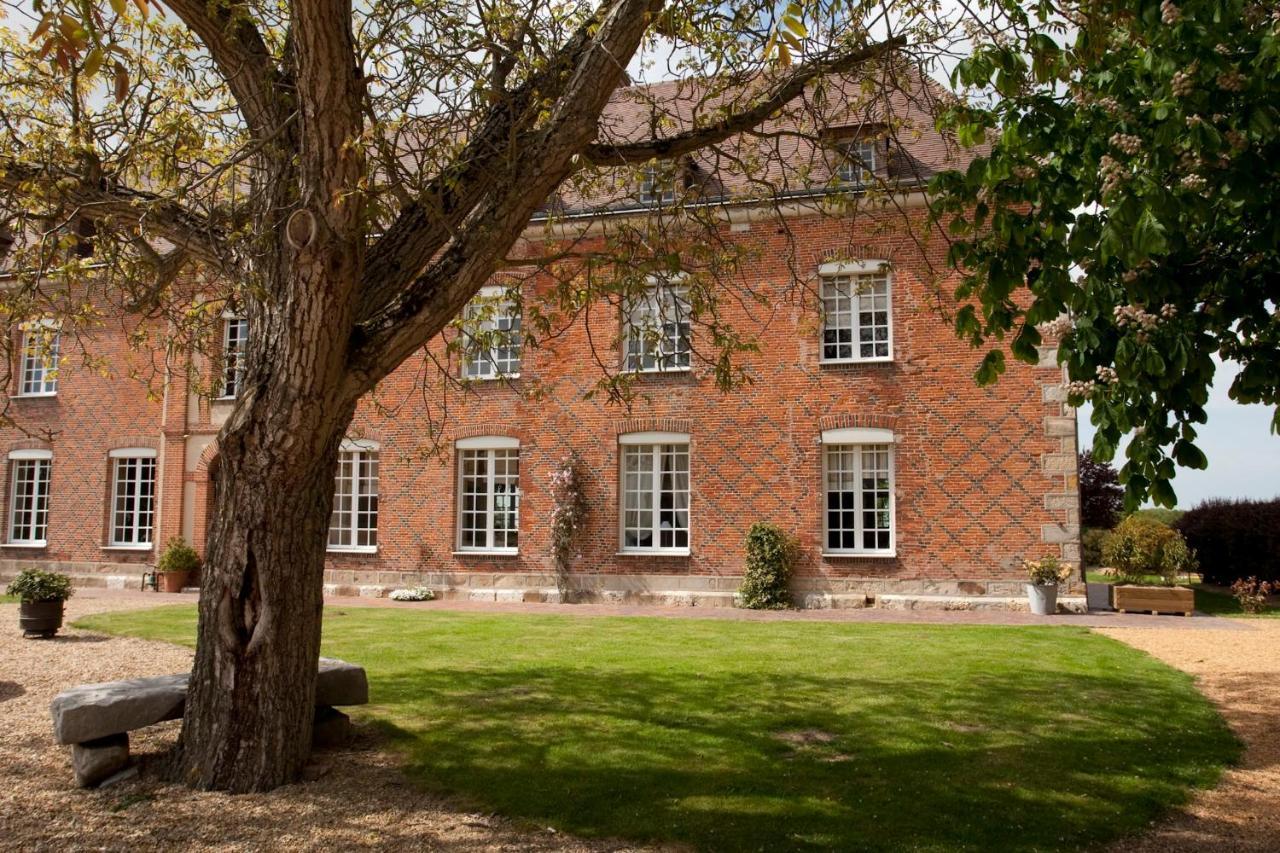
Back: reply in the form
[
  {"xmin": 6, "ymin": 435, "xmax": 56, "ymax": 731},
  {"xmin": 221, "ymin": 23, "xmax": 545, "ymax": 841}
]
[{"xmin": 74, "ymin": 587, "xmax": 1249, "ymax": 630}]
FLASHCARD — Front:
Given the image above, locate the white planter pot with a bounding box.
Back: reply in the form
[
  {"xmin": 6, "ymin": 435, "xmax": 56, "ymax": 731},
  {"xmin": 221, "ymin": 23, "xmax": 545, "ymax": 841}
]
[{"xmin": 1026, "ymin": 583, "xmax": 1058, "ymax": 616}]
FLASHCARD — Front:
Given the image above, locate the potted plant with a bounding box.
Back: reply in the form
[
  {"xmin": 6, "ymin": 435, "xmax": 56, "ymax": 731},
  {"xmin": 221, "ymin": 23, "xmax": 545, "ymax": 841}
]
[
  {"xmin": 155, "ymin": 537, "xmax": 202, "ymax": 593},
  {"xmin": 6, "ymin": 568, "xmax": 74, "ymax": 638},
  {"xmin": 1023, "ymin": 554, "xmax": 1073, "ymax": 615},
  {"xmin": 1103, "ymin": 516, "xmax": 1197, "ymax": 616}
]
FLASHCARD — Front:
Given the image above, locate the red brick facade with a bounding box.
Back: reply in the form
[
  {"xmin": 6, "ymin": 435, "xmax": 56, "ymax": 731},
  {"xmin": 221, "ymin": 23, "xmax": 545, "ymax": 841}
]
[{"xmin": 0, "ymin": 203, "xmax": 1081, "ymax": 605}]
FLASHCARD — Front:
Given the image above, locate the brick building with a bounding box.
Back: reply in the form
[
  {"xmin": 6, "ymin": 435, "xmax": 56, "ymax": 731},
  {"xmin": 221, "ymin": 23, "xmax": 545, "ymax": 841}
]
[{"xmin": 0, "ymin": 77, "xmax": 1082, "ymax": 609}]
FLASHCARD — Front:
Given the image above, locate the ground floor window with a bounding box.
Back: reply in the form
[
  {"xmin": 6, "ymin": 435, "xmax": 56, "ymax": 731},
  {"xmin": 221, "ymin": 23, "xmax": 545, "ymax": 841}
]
[
  {"xmin": 329, "ymin": 443, "xmax": 379, "ymax": 552},
  {"xmin": 110, "ymin": 450, "xmax": 157, "ymax": 547},
  {"xmin": 620, "ymin": 435, "xmax": 690, "ymax": 552},
  {"xmin": 823, "ymin": 431, "xmax": 894, "ymax": 555},
  {"xmin": 457, "ymin": 441, "xmax": 520, "ymax": 552},
  {"xmin": 8, "ymin": 451, "xmax": 51, "ymax": 545}
]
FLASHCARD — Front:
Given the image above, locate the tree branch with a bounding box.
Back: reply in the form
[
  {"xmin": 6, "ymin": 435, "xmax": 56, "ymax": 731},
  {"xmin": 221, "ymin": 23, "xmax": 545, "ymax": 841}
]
[
  {"xmin": 0, "ymin": 158, "xmax": 226, "ymax": 267},
  {"xmin": 583, "ymin": 35, "xmax": 908, "ymax": 166},
  {"xmin": 158, "ymin": 0, "xmax": 286, "ymax": 138}
]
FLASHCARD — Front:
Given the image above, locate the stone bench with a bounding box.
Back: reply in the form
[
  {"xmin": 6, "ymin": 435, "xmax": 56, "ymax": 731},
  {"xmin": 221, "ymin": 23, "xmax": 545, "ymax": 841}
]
[{"xmin": 50, "ymin": 658, "xmax": 368, "ymax": 787}]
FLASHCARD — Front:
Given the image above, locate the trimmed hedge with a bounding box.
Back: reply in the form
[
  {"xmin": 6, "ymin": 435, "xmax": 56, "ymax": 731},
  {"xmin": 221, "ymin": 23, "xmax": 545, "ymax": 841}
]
[
  {"xmin": 1176, "ymin": 498, "xmax": 1280, "ymax": 585},
  {"xmin": 738, "ymin": 523, "xmax": 798, "ymax": 609}
]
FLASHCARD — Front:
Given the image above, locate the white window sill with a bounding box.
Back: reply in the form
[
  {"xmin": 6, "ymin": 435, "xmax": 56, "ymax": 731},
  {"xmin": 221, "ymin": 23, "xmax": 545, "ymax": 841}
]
[
  {"xmin": 213, "ymin": 396, "xmax": 237, "ymax": 403},
  {"xmin": 616, "ymin": 548, "xmax": 691, "ymax": 557},
  {"xmin": 452, "ymin": 549, "xmax": 519, "ymax": 557},
  {"xmin": 103, "ymin": 544, "xmax": 154, "ymax": 551},
  {"xmin": 1, "ymin": 541, "xmax": 47, "ymax": 549},
  {"xmin": 327, "ymin": 546, "xmax": 378, "ymax": 555},
  {"xmin": 11, "ymin": 392, "xmax": 58, "ymax": 399},
  {"xmin": 823, "ymin": 550, "xmax": 897, "ymax": 559},
  {"xmin": 623, "ymin": 366, "xmax": 692, "ymax": 375},
  {"xmin": 818, "ymin": 357, "xmax": 894, "ymax": 366},
  {"xmin": 461, "ymin": 373, "xmax": 521, "ymax": 382}
]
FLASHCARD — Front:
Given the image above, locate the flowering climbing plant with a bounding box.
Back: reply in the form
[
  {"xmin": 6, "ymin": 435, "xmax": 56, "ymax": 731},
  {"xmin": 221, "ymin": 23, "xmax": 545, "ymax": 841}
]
[
  {"xmin": 931, "ymin": 0, "xmax": 1280, "ymax": 509},
  {"xmin": 549, "ymin": 453, "xmax": 588, "ymax": 596}
]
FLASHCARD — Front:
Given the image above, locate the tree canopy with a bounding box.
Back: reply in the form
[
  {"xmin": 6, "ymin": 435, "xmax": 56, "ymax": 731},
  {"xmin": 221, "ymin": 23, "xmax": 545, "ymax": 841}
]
[{"xmin": 933, "ymin": 0, "xmax": 1280, "ymax": 508}]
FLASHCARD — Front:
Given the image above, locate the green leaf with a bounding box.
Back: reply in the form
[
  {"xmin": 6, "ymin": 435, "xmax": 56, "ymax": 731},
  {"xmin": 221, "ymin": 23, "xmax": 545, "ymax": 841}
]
[{"xmin": 974, "ymin": 350, "xmax": 1006, "ymax": 386}]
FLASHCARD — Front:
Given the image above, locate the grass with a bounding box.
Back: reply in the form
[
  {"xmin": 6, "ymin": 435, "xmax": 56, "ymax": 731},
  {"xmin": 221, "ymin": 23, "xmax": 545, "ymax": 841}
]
[
  {"xmin": 0, "ymin": 594, "xmax": 17, "ymax": 604},
  {"xmin": 1085, "ymin": 572, "xmax": 1280, "ymax": 618},
  {"xmin": 77, "ymin": 605, "xmax": 1240, "ymax": 852}
]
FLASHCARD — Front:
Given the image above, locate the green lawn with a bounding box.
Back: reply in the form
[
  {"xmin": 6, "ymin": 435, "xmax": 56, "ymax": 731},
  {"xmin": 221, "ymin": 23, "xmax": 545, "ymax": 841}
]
[
  {"xmin": 1085, "ymin": 573, "xmax": 1280, "ymax": 618},
  {"xmin": 77, "ymin": 606, "xmax": 1239, "ymax": 852}
]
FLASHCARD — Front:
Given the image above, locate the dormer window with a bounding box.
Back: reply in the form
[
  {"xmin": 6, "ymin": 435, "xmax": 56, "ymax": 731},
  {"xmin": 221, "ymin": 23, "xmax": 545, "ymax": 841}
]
[
  {"xmin": 835, "ymin": 136, "xmax": 880, "ymax": 186},
  {"xmin": 639, "ymin": 163, "xmax": 677, "ymax": 205}
]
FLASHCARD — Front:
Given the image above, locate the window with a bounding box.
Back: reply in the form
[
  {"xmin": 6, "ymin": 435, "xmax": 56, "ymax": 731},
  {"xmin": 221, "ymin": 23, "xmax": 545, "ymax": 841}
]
[
  {"xmin": 639, "ymin": 163, "xmax": 677, "ymax": 205},
  {"xmin": 620, "ymin": 433, "xmax": 690, "ymax": 552},
  {"xmin": 18, "ymin": 321, "xmax": 60, "ymax": 396},
  {"xmin": 220, "ymin": 316, "xmax": 248, "ymax": 398},
  {"xmin": 456, "ymin": 438, "xmax": 520, "ymax": 553},
  {"xmin": 8, "ymin": 450, "xmax": 51, "ymax": 546},
  {"xmin": 835, "ymin": 137, "xmax": 879, "ymax": 185},
  {"xmin": 822, "ymin": 428, "xmax": 895, "ymax": 556},
  {"xmin": 461, "ymin": 287, "xmax": 521, "ymax": 379},
  {"xmin": 623, "ymin": 282, "xmax": 690, "ymax": 372},
  {"xmin": 109, "ymin": 449, "xmax": 157, "ymax": 547},
  {"xmin": 329, "ymin": 441, "xmax": 379, "ymax": 552},
  {"xmin": 820, "ymin": 263, "xmax": 892, "ymax": 362}
]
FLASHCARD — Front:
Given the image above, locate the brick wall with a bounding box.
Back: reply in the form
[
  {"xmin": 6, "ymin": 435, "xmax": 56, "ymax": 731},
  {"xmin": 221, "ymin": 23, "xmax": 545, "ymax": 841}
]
[{"xmin": 0, "ymin": 204, "xmax": 1081, "ymax": 599}]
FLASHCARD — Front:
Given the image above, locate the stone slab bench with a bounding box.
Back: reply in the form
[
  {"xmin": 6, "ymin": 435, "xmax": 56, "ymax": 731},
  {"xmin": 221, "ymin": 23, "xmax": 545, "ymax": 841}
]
[{"xmin": 51, "ymin": 658, "xmax": 367, "ymax": 786}]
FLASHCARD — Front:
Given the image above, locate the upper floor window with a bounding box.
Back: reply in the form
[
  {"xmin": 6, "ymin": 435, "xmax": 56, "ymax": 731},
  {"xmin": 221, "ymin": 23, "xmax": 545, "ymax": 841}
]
[
  {"xmin": 620, "ymin": 432, "xmax": 690, "ymax": 553},
  {"xmin": 623, "ymin": 282, "xmax": 690, "ymax": 373},
  {"xmin": 18, "ymin": 321, "xmax": 60, "ymax": 397},
  {"xmin": 7, "ymin": 449, "xmax": 51, "ymax": 547},
  {"xmin": 329, "ymin": 440, "xmax": 379, "ymax": 552},
  {"xmin": 820, "ymin": 262, "xmax": 892, "ymax": 363},
  {"xmin": 822, "ymin": 428, "xmax": 895, "ymax": 556},
  {"xmin": 638, "ymin": 163, "xmax": 677, "ymax": 205},
  {"xmin": 835, "ymin": 136, "xmax": 879, "ymax": 185},
  {"xmin": 109, "ymin": 448, "xmax": 157, "ymax": 548},
  {"xmin": 456, "ymin": 437, "xmax": 520, "ymax": 553},
  {"xmin": 461, "ymin": 286, "xmax": 522, "ymax": 379},
  {"xmin": 220, "ymin": 316, "xmax": 248, "ymax": 399}
]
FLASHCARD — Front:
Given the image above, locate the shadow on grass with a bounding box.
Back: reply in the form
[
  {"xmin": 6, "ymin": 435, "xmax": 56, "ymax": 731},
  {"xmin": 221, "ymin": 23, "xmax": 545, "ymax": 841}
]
[{"xmin": 364, "ymin": 662, "xmax": 1238, "ymax": 852}]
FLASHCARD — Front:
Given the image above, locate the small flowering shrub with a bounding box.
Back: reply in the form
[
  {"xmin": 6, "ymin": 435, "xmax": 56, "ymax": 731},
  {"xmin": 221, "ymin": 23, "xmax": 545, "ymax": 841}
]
[
  {"xmin": 6, "ymin": 568, "xmax": 74, "ymax": 603},
  {"xmin": 738, "ymin": 523, "xmax": 798, "ymax": 610},
  {"xmin": 1024, "ymin": 554, "xmax": 1073, "ymax": 586},
  {"xmin": 549, "ymin": 453, "xmax": 588, "ymax": 597},
  {"xmin": 1102, "ymin": 516, "xmax": 1197, "ymax": 585},
  {"xmin": 1229, "ymin": 577, "xmax": 1274, "ymax": 615},
  {"xmin": 389, "ymin": 587, "xmax": 434, "ymax": 602}
]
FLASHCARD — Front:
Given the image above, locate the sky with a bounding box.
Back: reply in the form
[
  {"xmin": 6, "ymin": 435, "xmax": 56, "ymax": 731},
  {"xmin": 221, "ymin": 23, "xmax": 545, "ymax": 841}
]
[{"xmin": 1077, "ymin": 358, "xmax": 1280, "ymax": 509}]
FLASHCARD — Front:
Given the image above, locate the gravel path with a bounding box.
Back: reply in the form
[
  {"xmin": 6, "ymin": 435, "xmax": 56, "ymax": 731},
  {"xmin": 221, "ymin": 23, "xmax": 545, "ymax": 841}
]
[
  {"xmin": 0, "ymin": 597, "xmax": 644, "ymax": 852},
  {"xmin": 1098, "ymin": 620, "xmax": 1280, "ymax": 852}
]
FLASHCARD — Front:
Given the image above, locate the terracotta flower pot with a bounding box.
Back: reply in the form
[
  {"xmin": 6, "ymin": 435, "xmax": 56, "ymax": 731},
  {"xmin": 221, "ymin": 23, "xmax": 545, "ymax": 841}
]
[
  {"xmin": 18, "ymin": 599, "xmax": 65, "ymax": 638},
  {"xmin": 158, "ymin": 571, "xmax": 189, "ymax": 593}
]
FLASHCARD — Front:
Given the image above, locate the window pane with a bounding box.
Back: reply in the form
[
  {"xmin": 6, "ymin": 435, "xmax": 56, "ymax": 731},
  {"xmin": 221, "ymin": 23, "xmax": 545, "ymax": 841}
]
[{"xmin": 824, "ymin": 442, "xmax": 892, "ymax": 553}]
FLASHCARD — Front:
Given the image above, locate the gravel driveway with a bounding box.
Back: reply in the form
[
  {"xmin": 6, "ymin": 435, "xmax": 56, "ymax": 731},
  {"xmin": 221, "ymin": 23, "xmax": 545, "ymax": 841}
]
[{"xmin": 1098, "ymin": 619, "xmax": 1280, "ymax": 852}]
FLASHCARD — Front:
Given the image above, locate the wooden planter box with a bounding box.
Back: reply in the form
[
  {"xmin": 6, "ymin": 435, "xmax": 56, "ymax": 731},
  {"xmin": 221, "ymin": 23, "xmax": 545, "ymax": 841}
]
[{"xmin": 1113, "ymin": 584, "xmax": 1194, "ymax": 616}]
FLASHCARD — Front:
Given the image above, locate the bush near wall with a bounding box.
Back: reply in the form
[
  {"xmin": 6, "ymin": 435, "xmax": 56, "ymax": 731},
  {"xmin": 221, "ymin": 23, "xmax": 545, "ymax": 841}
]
[
  {"xmin": 1081, "ymin": 528, "xmax": 1108, "ymax": 569},
  {"xmin": 738, "ymin": 523, "xmax": 798, "ymax": 609},
  {"xmin": 1177, "ymin": 498, "xmax": 1280, "ymax": 585}
]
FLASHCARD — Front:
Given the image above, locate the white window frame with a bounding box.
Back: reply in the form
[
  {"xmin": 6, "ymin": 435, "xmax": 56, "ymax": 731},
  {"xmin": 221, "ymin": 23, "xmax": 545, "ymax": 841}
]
[
  {"xmin": 17, "ymin": 320, "xmax": 61, "ymax": 397},
  {"xmin": 219, "ymin": 315, "xmax": 249, "ymax": 399},
  {"xmin": 455, "ymin": 436, "xmax": 521, "ymax": 555},
  {"xmin": 623, "ymin": 282, "xmax": 691, "ymax": 373},
  {"xmin": 460, "ymin": 285, "xmax": 522, "ymax": 380},
  {"xmin": 6, "ymin": 449, "xmax": 52, "ymax": 547},
  {"xmin": 821, "ymin": 428, "xmax": 896, "ymax": 557},
  {"xmin": 835, "ymin": 136, "xmax": 879, "ymax": 185},
  {"xmin": 618, "ymin": 432, "xmax": 691, "ymax": 555},
  {"xmin": 328, "ymin": 439, "xmax": 379, "ymax": 553},
  {"xmin": 819, "ymin": 261, "xmax": 893, "ymax": 364},
  {"xmin": 638, "ymin": 163, "xmax": 677, "ymax": 205},
  {"xmin": 108, "ymin": 448, "xmax": 158, "ymax": 549}
]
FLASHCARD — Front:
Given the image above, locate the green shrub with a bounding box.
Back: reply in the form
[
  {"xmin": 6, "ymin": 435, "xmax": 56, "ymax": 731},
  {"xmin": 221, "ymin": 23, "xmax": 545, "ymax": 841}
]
[
  {"xmin": 1127, "ymin": 507, "xmax": 1185, "ymax": 527},
  {"xmin": 5, "ymin": 568, "xmax": 74, "ymax": 603},
  {"xmin": 1101, "ymin": 515, "xmax": 1197, "ymax": 585},
  {"xmin": 156, "ymin": 537, "xmax": 202, "ymax": 574},
  {"xmin": 1081, "ymin": 527, "xmax": 1108, "ymax": 568},
  {"xmin": 738, "ymin": 523, "xmax": 797, "ymax": 609}
]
